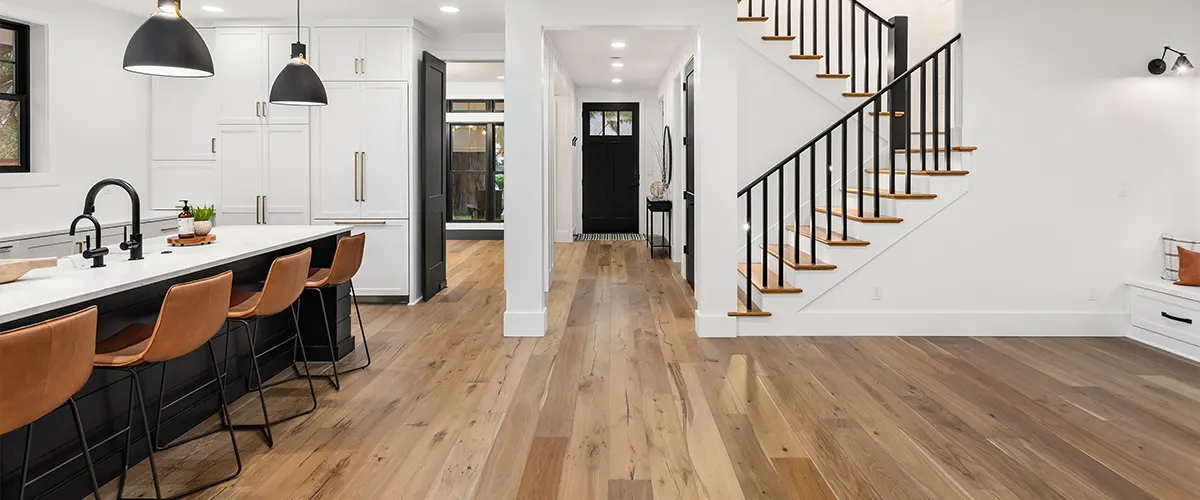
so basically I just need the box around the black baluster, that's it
[762,179,769,288]
[945,44,953,171]
[863,14,870,92]
[837,0,843,75]
[787,0,793,38]
[873,99,881,218]
[841,121,848,239]
[876,22,883,92]
[760,0,766,19]
[793,155,801,262]
[857,108,864,235]
[799,0,805,53]
[825,135,832,241]
[775,0,780,37]
[850,7,856,92]
[825,0,831,74]
[811,0,817,59]
[890,92,897,197]
[778,167,785,286]
[920,65,927,171]
[746,194,752,310]
[905,75,913,193]
[933,54,940,172]
[810,149,817,256]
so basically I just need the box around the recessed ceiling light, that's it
[440,5,460,13]
[611,60,625,68]
[201,5,224,12]
[611,42,626,49]
[497,75,505,80]
[611,78,622,83]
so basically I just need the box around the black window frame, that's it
[447,99,504,113]
[446,122,504,223]
[0,19,29,174]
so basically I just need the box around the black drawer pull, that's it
[1161,312,1193,325]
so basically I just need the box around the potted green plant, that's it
[193,204,216,236]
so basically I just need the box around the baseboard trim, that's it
[449,228,503,240]
[555,229,574,243]
[355,295,409,305]
[736,311,1127,337]
[696,311,738,338]
[504,308,548,337]
[1128,325,1200,363]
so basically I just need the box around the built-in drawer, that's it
[1130,286,1200,348]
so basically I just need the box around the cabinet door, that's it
[150,161,220,211]
[264,125,311,225]
[314,220,409,296]
[216,28,266,125]
[218,126,265,226]
[313,28,361,82]
[359,82,409,218]
[312,82,362,220]
[153,29,219,160]
[24,235,75,259]
[265,28,312,125]
[360,29,408,81]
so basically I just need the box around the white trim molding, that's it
[504,308,548,337]
[736,311,1127,337]
[695,311,738,338]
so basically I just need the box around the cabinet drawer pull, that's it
[0,245,12,253]
[1161,312,1193,325]
[212,137,217,154]
[161,227,176,233]
[334,221,385,225]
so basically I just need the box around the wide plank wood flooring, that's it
[105,240,1200,499]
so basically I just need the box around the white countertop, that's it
[0,225,349,325]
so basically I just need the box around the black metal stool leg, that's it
[291,303,320,416]
[128,369,163,500]
[241,318,275,447]
[66,397,102,499]
[207,340,243,478]
[348,280,372,372]
[115,369,137,500]
[313,288,341,390]
[18,424,32,500]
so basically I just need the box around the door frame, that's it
[581,102,641,234]
[683,58,696,288]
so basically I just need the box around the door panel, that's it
[312,82,362,219]
[419,52,448,300]
[218,126,265,225]
[684,59,696,287]
[362,29,408,81]
[216,28,266,125]
[153,29,218,161]
[265,28,312,125]
[359,82,410,218]
[582,103,640,234]
[264,125,311,225]
[313,28,361,82]
[354,222,409,296]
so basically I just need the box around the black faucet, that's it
[69,214,109,268]
[83,178,143,261]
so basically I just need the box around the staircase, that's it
[731,0,977,334]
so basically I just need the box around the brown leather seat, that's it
[0,307,97,435]
[95,271,234,367]
[306,233,365,288]
[229,248,312,319]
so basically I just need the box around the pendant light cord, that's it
[296,0,301,42]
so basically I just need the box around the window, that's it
[588,110,634,137]
[0,20,29,173]
[448,100,504,113]
[448,123,504,222]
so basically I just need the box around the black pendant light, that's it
[270,0,328,106]
[124,0,214,78]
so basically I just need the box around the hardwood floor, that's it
[103,240,1200,500]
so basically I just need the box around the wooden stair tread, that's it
[843,92,876,98]
[730,288,772,317]
[738,16,769,22]
[787,225,870,246]
[866,169,969,177]
[814,206,904,223]
[738,263,803,294]
[815,73,851,79]
[790,54,825,60]
[764,244,837,271]
[896,146,979,153]
[763,36,796,41]
[844,188,937,200]
[869,111,905,117]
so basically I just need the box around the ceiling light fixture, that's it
[497,75,505,80]
[611,41,626,49]
[440,6,460,13]
[269,0,328,106]
[200,5,224,12]
[612,78,622,84]
[611,59,624,68]
[1149,46,1194,75]
[124,0,215,78]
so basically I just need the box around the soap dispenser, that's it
[177,200,195,239]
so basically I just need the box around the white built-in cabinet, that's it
[216,27,312,126]
[312,220,410,296]
[218,124,310,226]
[313,28,409,82]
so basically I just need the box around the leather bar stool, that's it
[92,271,239,500]
[0,307,101,500]
[225,248,317,447]
[301,233,369,390]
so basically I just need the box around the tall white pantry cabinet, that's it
[150,24,416,300]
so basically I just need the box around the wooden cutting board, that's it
[0,258,58,284]
[168,234,217,247]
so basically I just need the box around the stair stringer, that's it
[737,21,874,116]
[735,166,972,334]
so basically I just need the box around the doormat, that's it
[574,233,645,242]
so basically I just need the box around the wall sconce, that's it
[1148,46,1193,75]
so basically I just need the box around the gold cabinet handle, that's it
[353,152,360,201]
[261,102,267,118]
[255,195,261,224]
[255,102,260,117]
[360,58,365,74]
[359,151,366,202]
[261,195,267,224]
[211,137,216,154]
[355,58,360,74]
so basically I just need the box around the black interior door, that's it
[420,52,448,299]
[582,103,640,234]
[683,60,696,287]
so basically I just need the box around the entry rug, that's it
[574,233,645,242]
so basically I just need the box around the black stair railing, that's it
[738,34,962,311]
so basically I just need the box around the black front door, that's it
[582,103,640,234]
[419,52,448,299]
[683,59,696,288]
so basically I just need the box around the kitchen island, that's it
[0,225,354,499]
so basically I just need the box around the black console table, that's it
[646,198,672,258]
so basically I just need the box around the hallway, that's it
[107,240,1200,499]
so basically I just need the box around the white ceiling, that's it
[446,61,504,82]
[84,0,505,34]
[547,28,691,89]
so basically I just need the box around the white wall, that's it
[506,0,739,338]
[0,1,150,237]
[862,0,956,59]
[431,32,505,62]
[804,0,1200,333]
[654,39,695,263]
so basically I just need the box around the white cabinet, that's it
[153,29,219,161]
[216,27,311,126]
[312,82,409,220]
[150,161,221,211]
[219,124,310,226]
[314,220,409,297]
[313,28,409,82]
